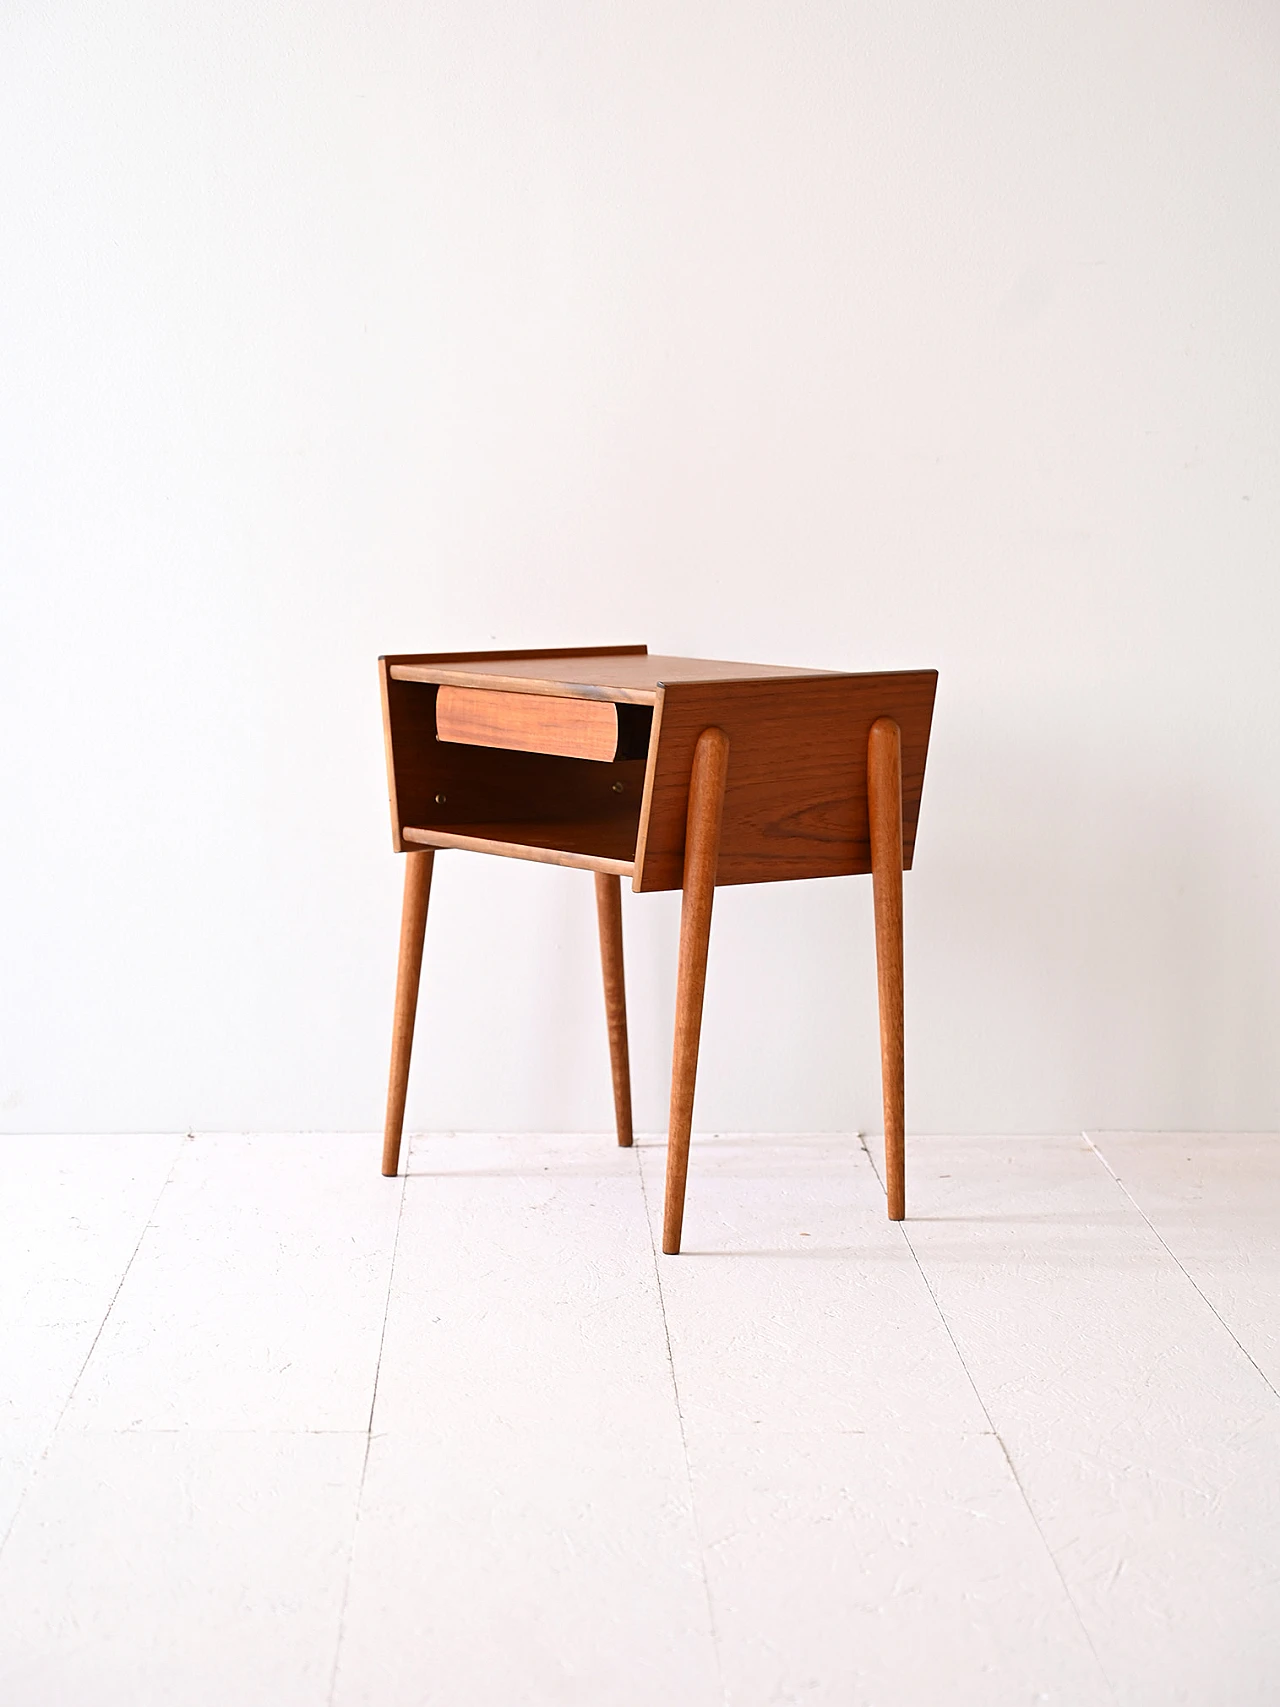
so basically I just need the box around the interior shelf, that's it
[401,822,636,875]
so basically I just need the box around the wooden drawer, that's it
[435,685,651,763]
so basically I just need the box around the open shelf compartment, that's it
[381,667,650,875]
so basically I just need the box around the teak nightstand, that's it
[378,646,938,1252]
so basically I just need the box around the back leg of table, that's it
[868,717,905,1219]
[663,726,731,1255]
[381,848,435,1177]
[593,873,634,1147]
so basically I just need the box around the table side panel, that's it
[632,672,938,892]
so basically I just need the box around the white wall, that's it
[3,1,1278,1137]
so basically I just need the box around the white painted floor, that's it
[1,1131,1277,1706]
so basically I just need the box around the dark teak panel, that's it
[633,670,937,892]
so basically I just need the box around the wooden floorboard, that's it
[0,1131,1276,1705]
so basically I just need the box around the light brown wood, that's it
[386,645,647,672]
[401,825,634,875]
[379,655,408,853]
[868,717,905,1221]
[437,686,622,763]
[382,655,935,888]
[633,671,937,892]
[378,646,937,1238]
[663,727,731,1255]
[594,873,634,1147]
[382,849,434,1177]
[389,650,840,706]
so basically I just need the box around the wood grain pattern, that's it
[594,873,634,1147]
[633,671,936,892]
[437,686,620,762]
[378,649,937,1232]
[385,643,647,672]
[402,825,634,876]
[868,718,905,1221]
[390,651,840,706]
[663,727,731,1255]
[381,849,434,1177]
[378,656,410,853]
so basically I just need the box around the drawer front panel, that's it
[436,685,619,762]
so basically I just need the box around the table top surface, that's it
[386,648,844,705]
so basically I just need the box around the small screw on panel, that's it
[612,782,625,793]
[435,793,447,804]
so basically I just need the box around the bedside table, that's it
[378,645,937,1252]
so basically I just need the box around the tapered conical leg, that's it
[381,849,434,1177]
[868,718,905,1219]
[594,872,634,1147]
[663,727,731,1254]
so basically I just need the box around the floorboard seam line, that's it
[857,1132,1120,1705]
[363,1160,410,1438]
[0,1128,189,1562]
[327,1159,409,1707]
[638,1149,728,1707]
[1082,1131,1280,1404]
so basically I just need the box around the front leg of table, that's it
[868,716,905,1220]
[662,726,731,1255]
[381,848,434,1177]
